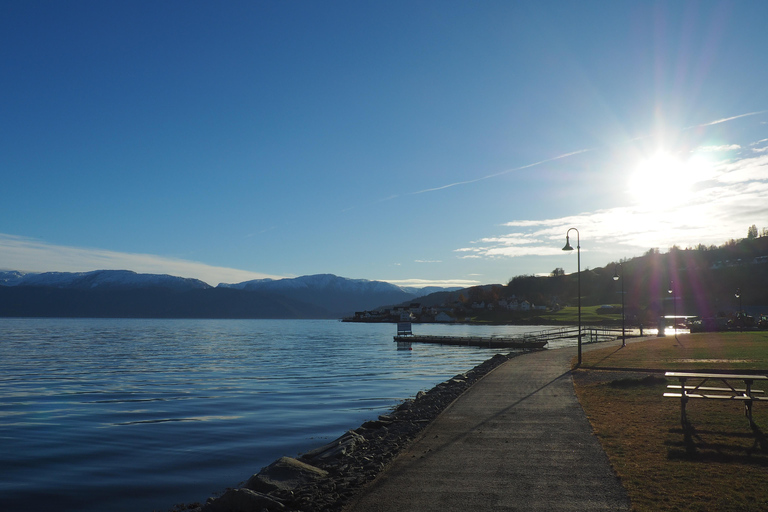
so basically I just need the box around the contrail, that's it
[694,110,768,128]
[358,109,765,208]
[408,148,592,196]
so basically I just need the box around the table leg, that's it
[680,378,688,427]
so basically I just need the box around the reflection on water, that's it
[0,318,552,512]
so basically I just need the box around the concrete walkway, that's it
[344,343,630,511]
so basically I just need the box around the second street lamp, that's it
[562,228,581,366]
[668,281,678,342]
[613,264,625,347]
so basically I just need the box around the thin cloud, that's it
[384,278,481,288]
[476,234,541,245]
[697,144,741,152]
[0,234,281,286]
[343,149,592,213]
[458,148,768,261]
[408,149,591,196]
[695,110,768,128]
[633,111,768,143]
[715,154,768,183]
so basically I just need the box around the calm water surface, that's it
[0,318,567,512]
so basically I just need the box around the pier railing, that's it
[521,326,623,344]
[394,326,624,349]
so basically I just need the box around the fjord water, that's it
[0,319,556,512]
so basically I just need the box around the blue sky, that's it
[2,1,768,287]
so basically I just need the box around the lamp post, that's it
[668,281,678,342]
[735,288,742,330]
[562,228,581,366]
[613,264,625,347]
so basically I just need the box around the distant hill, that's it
[395,235,768,324]
[217,273,442,316]
[0,269,210,291]
[0,270,459,319]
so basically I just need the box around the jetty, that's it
[393,324,625,349]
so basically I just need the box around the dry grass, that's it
[574,332,768,512]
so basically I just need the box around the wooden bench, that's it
[664,372,768,426]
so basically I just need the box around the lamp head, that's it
[613,272,619,281]
[562,236,574,252]
[735,288,740,298]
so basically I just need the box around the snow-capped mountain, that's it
[219,273,458,296]
[0,270,211,291]
[219,273,404,294]
[219,274,412,315]
[218,274,457,315]
[0,270,460,318]
[399,286,460,296]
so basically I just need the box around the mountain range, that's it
[0,270,460,319]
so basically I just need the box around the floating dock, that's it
[393,334,547,349]
[393,324,626,350]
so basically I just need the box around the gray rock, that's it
[300,430,365,461]
[172,352,522,512]
[245,456,329,494]
[201,487,284,512]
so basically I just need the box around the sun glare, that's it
[628,151,698,209]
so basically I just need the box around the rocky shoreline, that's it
[169,350,530,512]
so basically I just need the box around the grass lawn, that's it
[573,332,768,512]
[539,305,623,324]
[466,305,624,324]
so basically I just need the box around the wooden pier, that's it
[393,325,625,349]
[394,335,547,349]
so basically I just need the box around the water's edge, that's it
[172,350,534,512]
[0,319,572,512]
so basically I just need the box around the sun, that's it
[628,151,697,209]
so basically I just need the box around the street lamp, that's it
[668,281,678,342]
[613,264,625,347]
[562,228,581,366]
[735,288,742,330]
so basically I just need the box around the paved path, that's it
[344,343,630,511]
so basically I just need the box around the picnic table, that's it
[664,372,768,426]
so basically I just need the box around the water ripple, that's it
[0,318,544,512]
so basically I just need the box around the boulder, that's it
[201,488,284,512]
[245,456,328,494]
[300,430,366,461]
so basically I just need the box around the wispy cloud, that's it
[408,149,591,196]
[456,147,768,261]
[694,110,768,128]
[0,234,280,286]
[357,110,763,212]
[697,144,741,152]
[414,259,442,263]
[384,278,481,288]
[340,149,592,214]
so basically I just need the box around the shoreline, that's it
[169,349,537,512]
